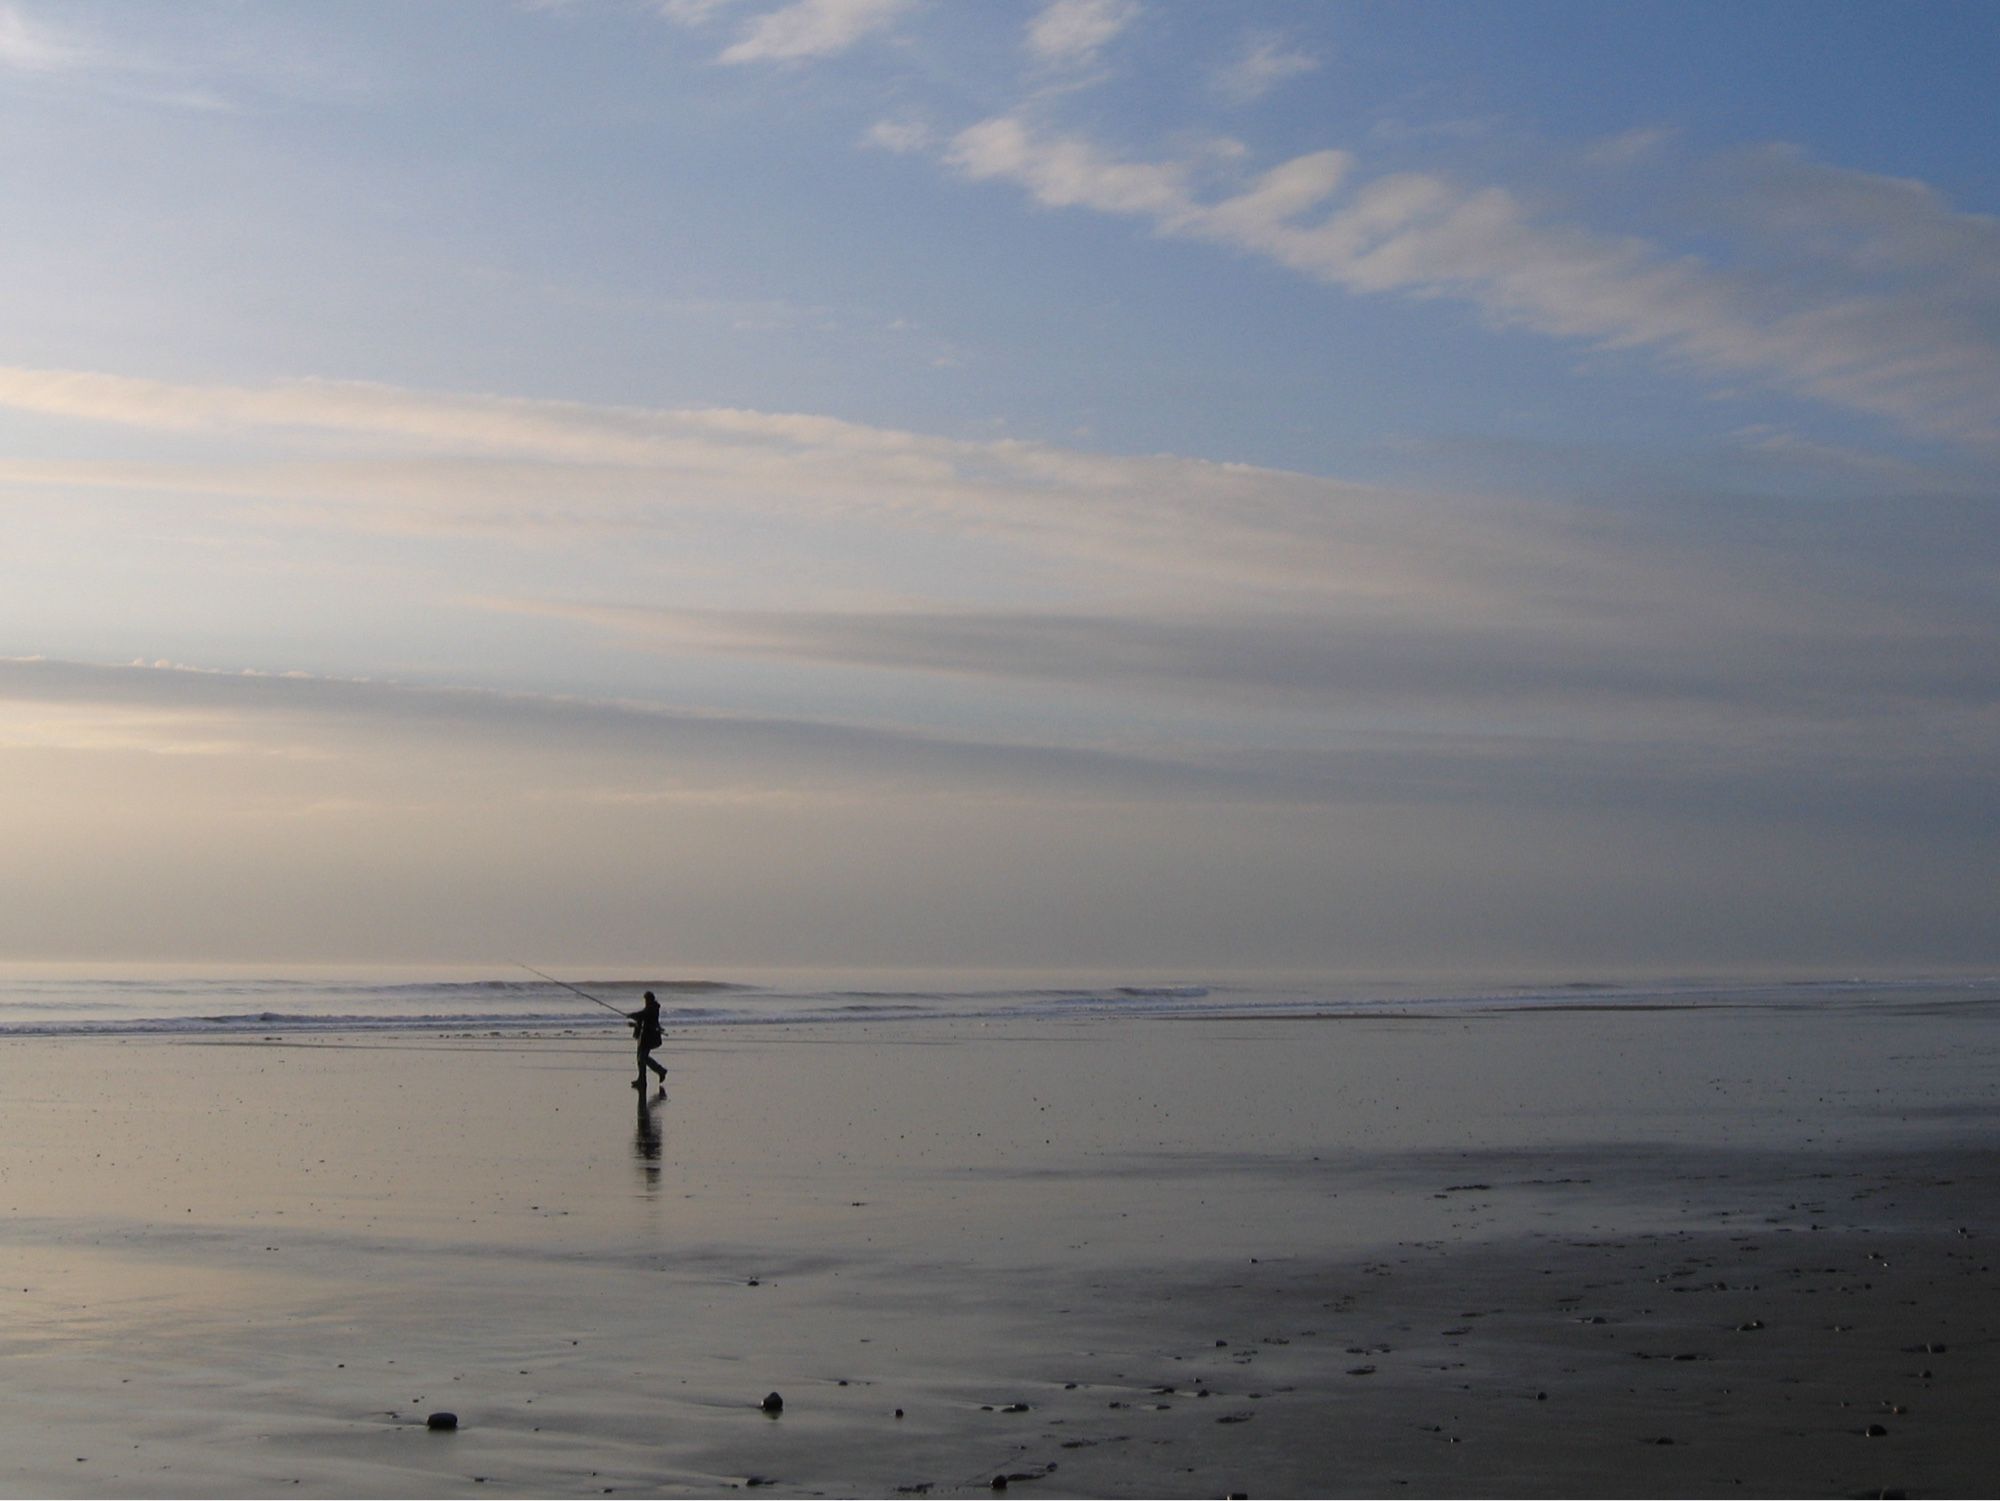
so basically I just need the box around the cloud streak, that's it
[484,600,2000,726]
[1026,0,1141,67]
[5,365,1995,850]
[0,364,1600,610]
[0,655,1247,805]
[0,2,83,71]
[938,117,2000,444]
[6,653,1990,832]
[717,0,912,64]
[1214,32,1318,104]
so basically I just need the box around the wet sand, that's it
[0,1000,1993,1497]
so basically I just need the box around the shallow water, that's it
[1,999,1994,1496]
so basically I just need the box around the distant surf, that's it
[0,972,1989,1038]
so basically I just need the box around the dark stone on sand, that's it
[990,1476,1007,1490]
[1866,1423,1889,1437]
[895,1408,904,1418]
[426,1412,458,1431]
[762,1392,784,1414]
[1002,1402,1031,1413]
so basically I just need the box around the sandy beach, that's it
[1,996,1994,1498]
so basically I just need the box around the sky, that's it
[2,0,1997,975]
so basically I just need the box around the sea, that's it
[0,966,1990,1039]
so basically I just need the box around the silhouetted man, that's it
[627,990,667,1091]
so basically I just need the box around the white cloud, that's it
[718,0,912,64]
[0,655,1266,806]
[7,363,1996,828]
[1214,33,1318,104]
[1025,0,1141,66]
[863,116,932,154]
[11,644,1992,827]
[655,0,746,24]
[947,116,1196,221]
[1584,125,1678,166]
[0,2,84,71]
[0,364,1572,611]
[939,116,2000,444]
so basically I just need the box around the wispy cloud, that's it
[7,650,1991,829]
[6,363,1995,843]
[0,364,1579,606]
[0,655,1273,806]
[0,2,85,71]
[863,115,933,154]
[1025,0,1141,67]
[717,0,913,65]
[482,594,2000,742]
[1584,125,1678,166]
[655,0,746,24]
[938,117,2000,445]
[1214,32,1318,104]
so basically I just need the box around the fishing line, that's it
[511,960,627,1017]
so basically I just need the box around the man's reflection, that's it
[634,1089,665,1188]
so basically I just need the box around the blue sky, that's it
[2,0,1996,972]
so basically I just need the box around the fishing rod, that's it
[511,960,629,1018]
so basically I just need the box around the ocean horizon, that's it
[2,965,1991,1040]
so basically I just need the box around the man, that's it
[627,990,667,1091]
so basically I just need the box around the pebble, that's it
[426,1412,458,1432]
[1866,1423,1889,1437]
[762,1392,784,1414]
